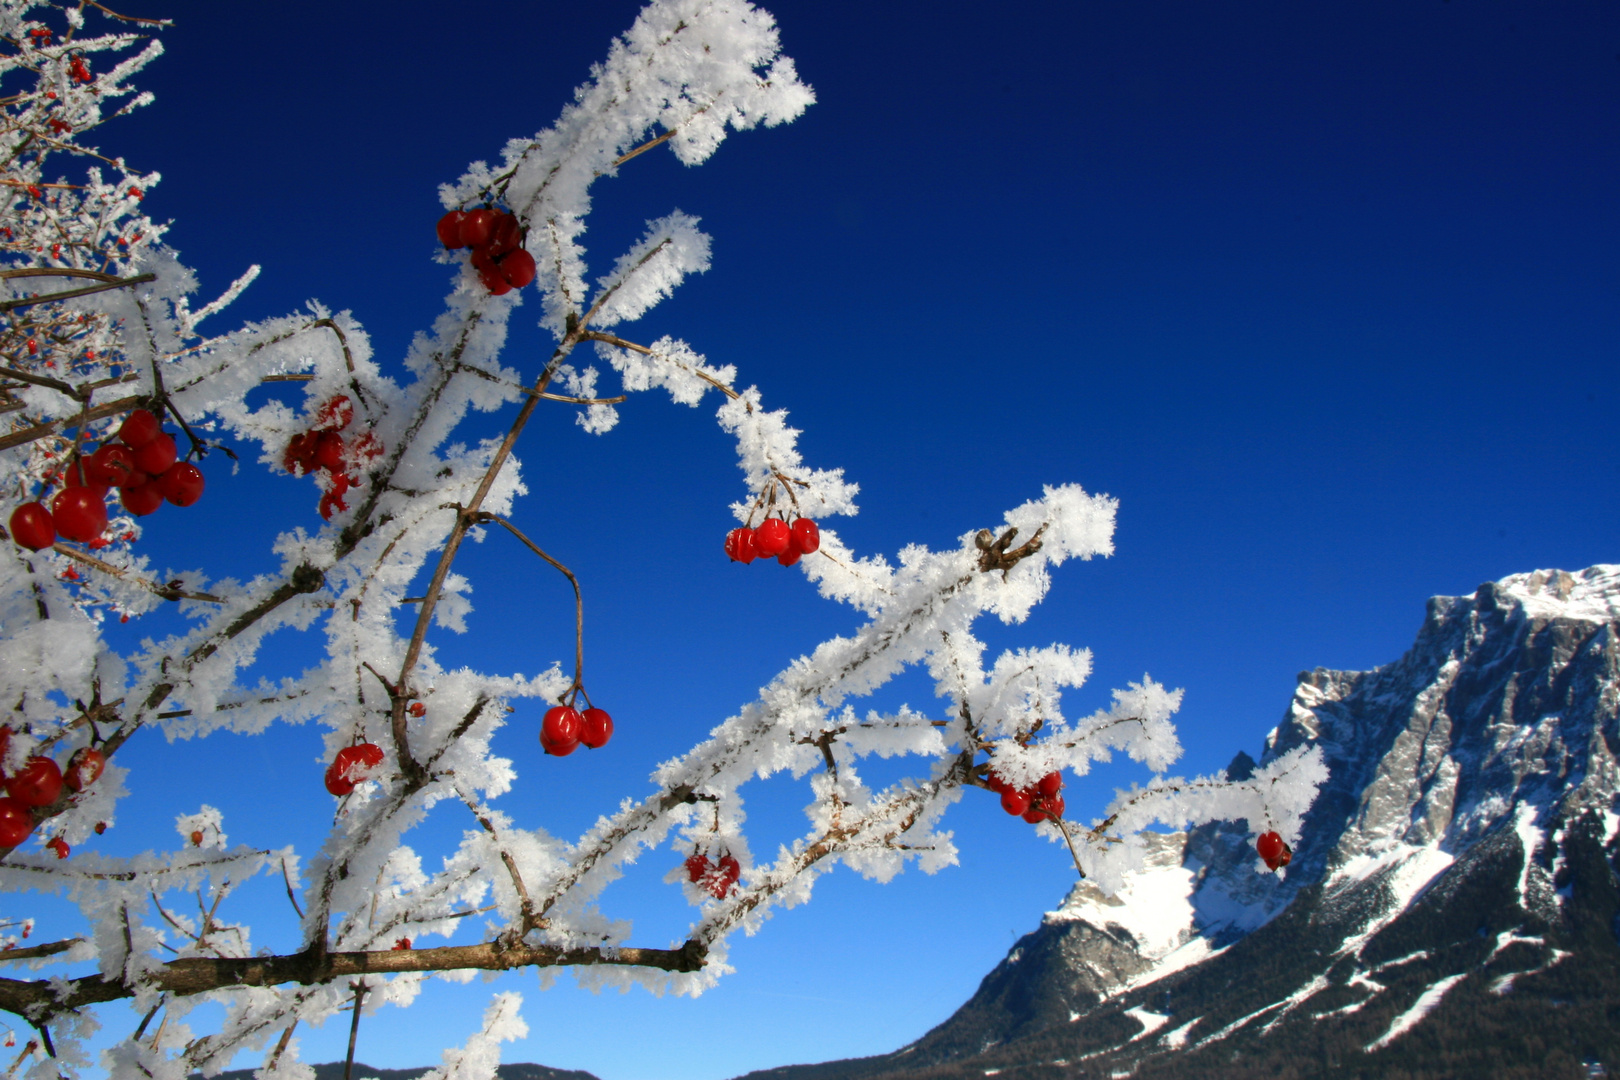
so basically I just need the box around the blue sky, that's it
[24,1,1618,1078]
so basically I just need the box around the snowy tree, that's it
[0,3,1326,1078]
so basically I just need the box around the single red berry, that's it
[685,854,711,883]
[436,210,468,249]
[754,518,790,557]
[790,517,820,555]
[486,213,522,257]
[1277,842,1293,869]
[158,462,204,507]
[46,837,68,860]
[94,821,106,835]
[580,707,613,749]
[283,431,320,474]
[459,209,497,248]
[120,482,164,517]
[498,248,536,288]
[318,473,352,520]
[724,527,758,564]
[776,538,802,567]
[6,757,62,807]
[117,409,161,448]
[0,798,32,847]
[984,770,1008,794]
[478,261,512,296]
[87,444,137,487]
[8,503,54,550]
[1037,771,1062,799]
[131,433,176,475]
[50,487,107,543]
[313,395,354,431]
[313,431,346,472]
[408,702,427,718]
[64,747,104,792]
[1040,793,1064,820]
[1256,831,1284,868]
[999,788,1031,816]
[324,742,385,796]
[712,854,741,898]
[26,339,36,355]
[540,706,582,756]
[190,829,203,846]
[393,937,411,950]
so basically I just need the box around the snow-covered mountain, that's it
[737,565,1620,1080]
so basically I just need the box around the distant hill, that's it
[733,566,1620,1079]
[206,1064,599,1080]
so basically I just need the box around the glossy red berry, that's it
[158,462,205,507]
[189,829,204,846]
[776,534,802,566]
[46,837,68,859]
[313,395,354,431]
[1276,841,1293,868]
[477,261,512,296]
[64,747,104,792]
[724,527,758,564]
[1256,831,1284,866]
[0,798,32,847]
[93,821,106,835]
[999,788,1031,816]
[791,518,820,555]
[50,487,107,543]
[580,707,613,749]
[117,409,162,448]
[313,431,346,472]
[408,702,427,718]
[754,518,790,557]
[498,248,536,288]
[87,444,137,487]
[8,503,54,550]
[1037,792,1064,820]
[984,770,1009,794]
[459,209,497,248]
[712,854,741,898]
[487,213,522,257]
[541,706,582,756]
[685,854,711,883]
[283,431,320,474]
[1037,771,1063,798]
[325,743,385,796]
[132,433,176,475]
[120,482,164,517]
[436,210,468,248]
[7,757,62,807]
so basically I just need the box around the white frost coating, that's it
[1364,974,1467,1051]
[1123,1006,1170,1041]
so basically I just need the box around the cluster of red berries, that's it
[724,517,819,567]
[7,409,204,551]
[684,852,741,900]
[436,208,536,296]
[987,770,1065,824]
[540,704,613,756]
[324,742,385,797]
[0,728,106,850]
[283,395,382,520]
[1256,830,1293,871]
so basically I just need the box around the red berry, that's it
[94,821,106,835]
[0,798,32,847]
[64,747,104,792]
[486,213,522,257]
[324,743,385,796]
[46,837,68,859]
[477,261,512,296]
[498,248,536,288]
[283,432,320,474]
[408,702,427,718]
[1040,793,1064,820]
[313,431,346,472]
[190,829,203,846]
[393,937,411,950]
[685,854,711,883]
[1256,831,1284,864]
[87,444,137,487]
[158,462,204,507]
[8,503,54,550]
[776,538,802,566]
[6,757,62,807]
[313,395,354,431]
[459,209,497,248]
[712,854,741,898]
[1276,842,1293,868]
[120,482,164,517]
[131,433,176,475]
[754,518,790,557]
[999,788,1031,816]
[580,707,613,749]
[984,771,1009,794]
[1037,772,1062,799]
[436,210,468,249]
[117,409,161,448]
[318,473,353,520]
[724,527,758,564]
[790,518,820,555]
[50,487,107,542]
[540,706,582,756]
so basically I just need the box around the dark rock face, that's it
[733,566,1620,1080]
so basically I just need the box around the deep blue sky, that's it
[29,1,1618,1078]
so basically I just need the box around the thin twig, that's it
[52,544,225,603]
[0,273,155,313]
[473,512,584,690]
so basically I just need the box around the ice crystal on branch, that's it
[0,3,1322,1079]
